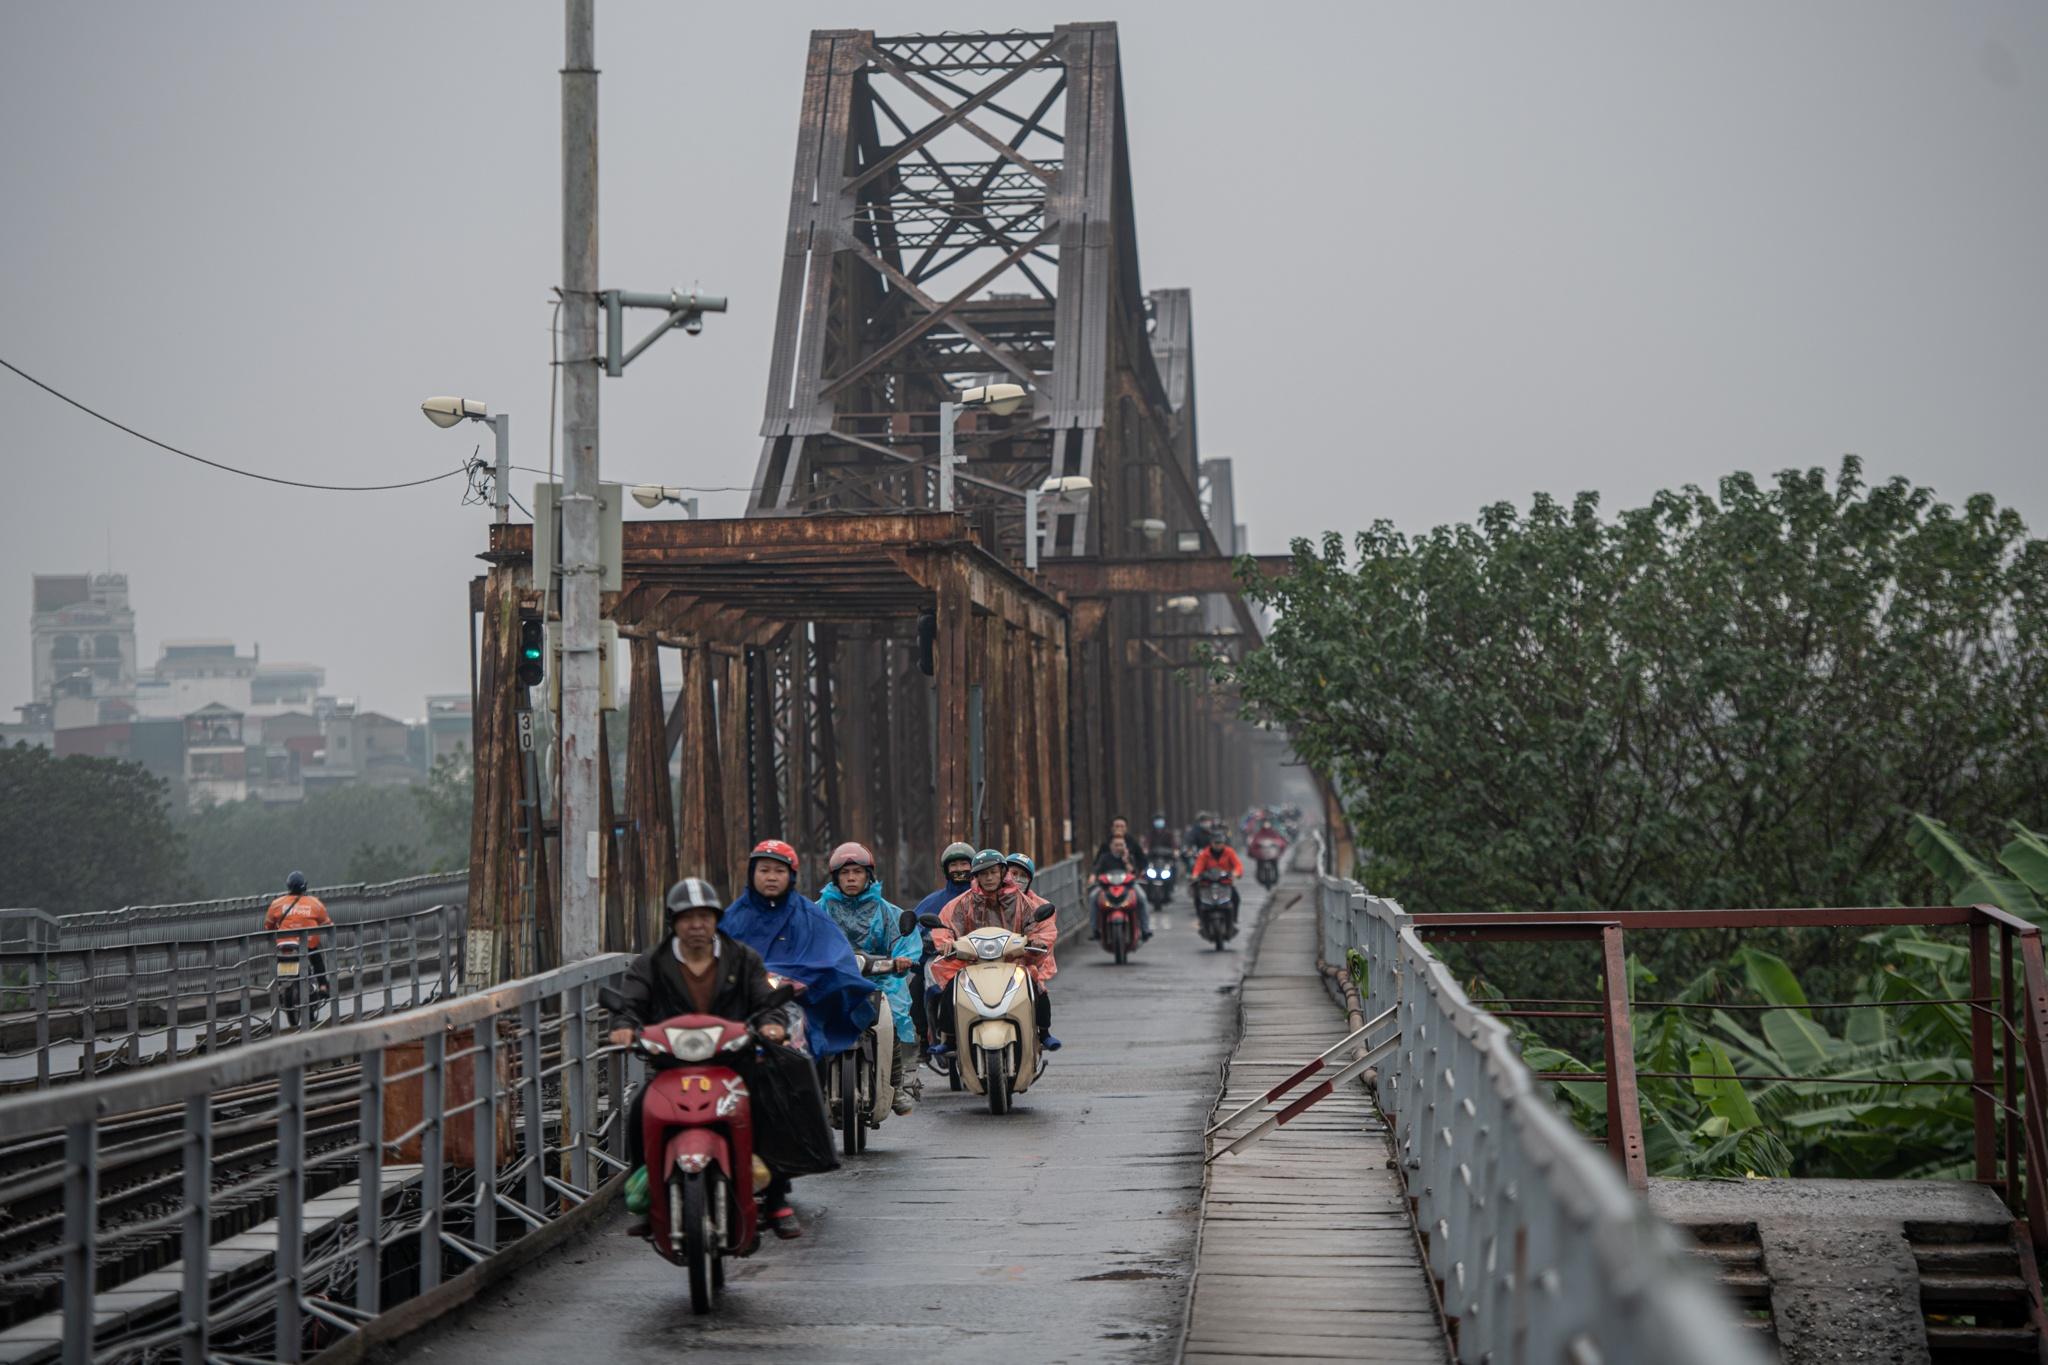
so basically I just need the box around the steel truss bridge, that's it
[3,24,2042,1365]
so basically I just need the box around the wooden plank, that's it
[1185,885,1448,1365]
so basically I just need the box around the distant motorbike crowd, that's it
[258,802,1300,1314]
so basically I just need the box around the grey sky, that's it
[3,3,2043,718]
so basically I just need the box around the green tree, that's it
[0,743,190,915]
[1234,459,2048,919]
[177,782,466,899]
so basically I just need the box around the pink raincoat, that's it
[929,881,1058,988]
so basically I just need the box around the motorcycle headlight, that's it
[666,1026,720,1062]
[976,938,1004,960]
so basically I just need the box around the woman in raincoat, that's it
[818,842,924,1113]
[722,839,877,1059]
[930,848,1060,1051]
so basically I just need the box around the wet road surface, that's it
[395,890,1268,1364]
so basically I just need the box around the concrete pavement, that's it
[392,886,1267,1364]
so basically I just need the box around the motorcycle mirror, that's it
[898,909,919,937]
[1030,904,1057,924]
[918,913,946,930]
[597,986,628,1015]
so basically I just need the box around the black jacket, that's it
[1093,847,1136,876]
[619,931,781,1027]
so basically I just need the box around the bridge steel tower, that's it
[746,24,1262,846]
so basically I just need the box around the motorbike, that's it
[272,934,322,1028]
[920,905,1056,1115]
[1142,851,1177,910]
[1249,832,1288,889]
[1093,869,1144,966]
[598,981,798,1314]
[1194,869,1239,951]
[822,910,918,1155]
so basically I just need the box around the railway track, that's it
[0,1061,366,1328]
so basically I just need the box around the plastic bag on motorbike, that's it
[734,1040,840,1179]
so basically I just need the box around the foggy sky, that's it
[3,2,2043,719]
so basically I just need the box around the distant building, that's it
[30,573,137,706]
[252,661,325,708]
[183,702,247,807]
[136,640,261,719]
[424,693,473,771]
[315,704,415,788]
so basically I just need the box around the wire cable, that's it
[0,356,472,492]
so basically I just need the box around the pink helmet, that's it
[829,842,875,874]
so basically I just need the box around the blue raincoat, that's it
[818,878,922,1044]
[913,877,971,924]
[721,886,877,1057]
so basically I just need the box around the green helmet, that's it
[1005,852,1036,880]
[970,847,1007,874]
[941,840,976,869]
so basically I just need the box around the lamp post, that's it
[421,397,510,521]
[939,382,1028,512]
[630,485,699,518]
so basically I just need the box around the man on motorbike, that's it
[931,848,1061,1052]
[263,871,335,1002]
[912,841,976,1050]
[818,842,923,1114]
[1092,834,1150,940]
[721,840,877,1064]
[1093,816,1132,867]
[1183,812,1215,861]
[1192,827,1246,917]
[1144,813,1179,856]
[610,878,799,1238]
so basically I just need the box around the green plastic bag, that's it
[624,1164,650,1215]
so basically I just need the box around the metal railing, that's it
[1313,840,1768,1365]
[1030,855,1083,935]
[0,953,634,1365]
[7,871,469,950]
[1,904,465,1091]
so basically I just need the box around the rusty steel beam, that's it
[1038,555,1293,597]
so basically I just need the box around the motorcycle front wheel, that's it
[839,1052,861,1156]
[1111,920,1128,966]
[680,1172,720,1314]
[984,1052,1012,1116]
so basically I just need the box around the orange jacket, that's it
[929,883,1057,988]
[1192,847,1244,881]
[264,893,333,948]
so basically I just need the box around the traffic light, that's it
[517,617,546,689]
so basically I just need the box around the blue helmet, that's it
[285,870,309,894]
[1005,852,1037,882]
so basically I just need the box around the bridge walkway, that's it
[1184,884,1445,1363]
[391,883,1274,1363]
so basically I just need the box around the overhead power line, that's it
[0,356,472,492]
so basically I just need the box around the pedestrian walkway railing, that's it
[0,952,634,1365]
[1031,855,1083,930]
[0,871,469,951]
[0,904,465,1091]
[1313,848,1768,1365]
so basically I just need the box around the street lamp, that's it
[1025,474,1093,571]
[422,396,512,522]
[630,485,699,518]
[938,382,1029,512]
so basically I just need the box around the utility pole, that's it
[558,0,602,962]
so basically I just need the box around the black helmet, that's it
[665,877,724,923]
[286,871,309,894]
[1208,827,1227,844]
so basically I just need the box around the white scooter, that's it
[919,905,1055,1115]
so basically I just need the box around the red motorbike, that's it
[599,982,795,1314]
[1094,869,1143,965]
[1249,830,1289,889]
